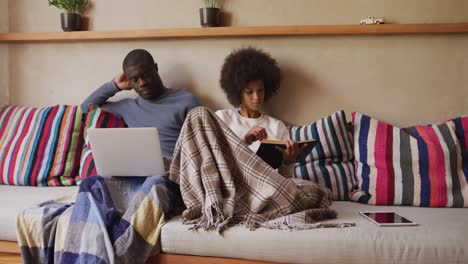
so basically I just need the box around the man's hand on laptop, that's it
[114,72,132,91]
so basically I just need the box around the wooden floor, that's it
[0,241,21,264]
[0,253,22,264]
[0,252,275,264]
[0,240,276,264]
[155,254,278,264]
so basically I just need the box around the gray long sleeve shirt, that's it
[81,80,200,157]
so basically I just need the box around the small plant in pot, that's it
[48,0,89,32]
[200,0,221,27]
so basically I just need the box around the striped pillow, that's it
[351,112,468,207]
[0,105,83,186]
[78,104,126,183]
[452,116,468,179]
[289,110,356,200]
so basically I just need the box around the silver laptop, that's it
[87,127,165,177]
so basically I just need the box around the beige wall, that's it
[0,0,9,104]
[5,0,468,126]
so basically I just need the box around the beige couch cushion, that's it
[161,201,468,264]
[0,185,79,241]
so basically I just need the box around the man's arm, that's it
[80,80,120,113]
[81,73,130,113]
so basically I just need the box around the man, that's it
[17,49,199,264]
[81,49,200,158]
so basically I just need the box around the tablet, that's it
[359,212,418,226]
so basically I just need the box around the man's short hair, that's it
[123,49,157,71]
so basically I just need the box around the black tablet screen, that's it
[363,212,413,224]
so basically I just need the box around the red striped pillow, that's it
[351,112,468,207]
[77,104,126,184]
[0,105,83,186]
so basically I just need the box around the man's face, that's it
[124,63,164,100]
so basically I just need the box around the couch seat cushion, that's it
[161,201,468,264]
[0,185,79,241]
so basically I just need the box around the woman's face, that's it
[241,80,265,113]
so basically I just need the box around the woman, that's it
[215,47,305,178]
[169,48,336,232]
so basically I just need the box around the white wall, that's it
[0,0,9,104]
[5,0,468,126]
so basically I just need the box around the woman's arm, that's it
[276,122,306,178]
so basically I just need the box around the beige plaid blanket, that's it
[169,107,353,231]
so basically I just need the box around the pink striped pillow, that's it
[351,112,468,207]
[0,105,83,186]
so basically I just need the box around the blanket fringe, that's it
[260,222,356,230]
[184,203,232,232]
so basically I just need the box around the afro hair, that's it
[220,47,281,107]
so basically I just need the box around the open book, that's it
[256,139,317,169]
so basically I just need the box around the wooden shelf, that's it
[1,23,468,43]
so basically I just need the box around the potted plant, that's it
[200,0,221,27]
[48,0,89,32]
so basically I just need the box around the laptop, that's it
[87,127,166,177]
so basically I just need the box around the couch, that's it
[1,105,467,264]
[2,195,468,263]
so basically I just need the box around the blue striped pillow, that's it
[289,110,356,200]
[0,105,83,186]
